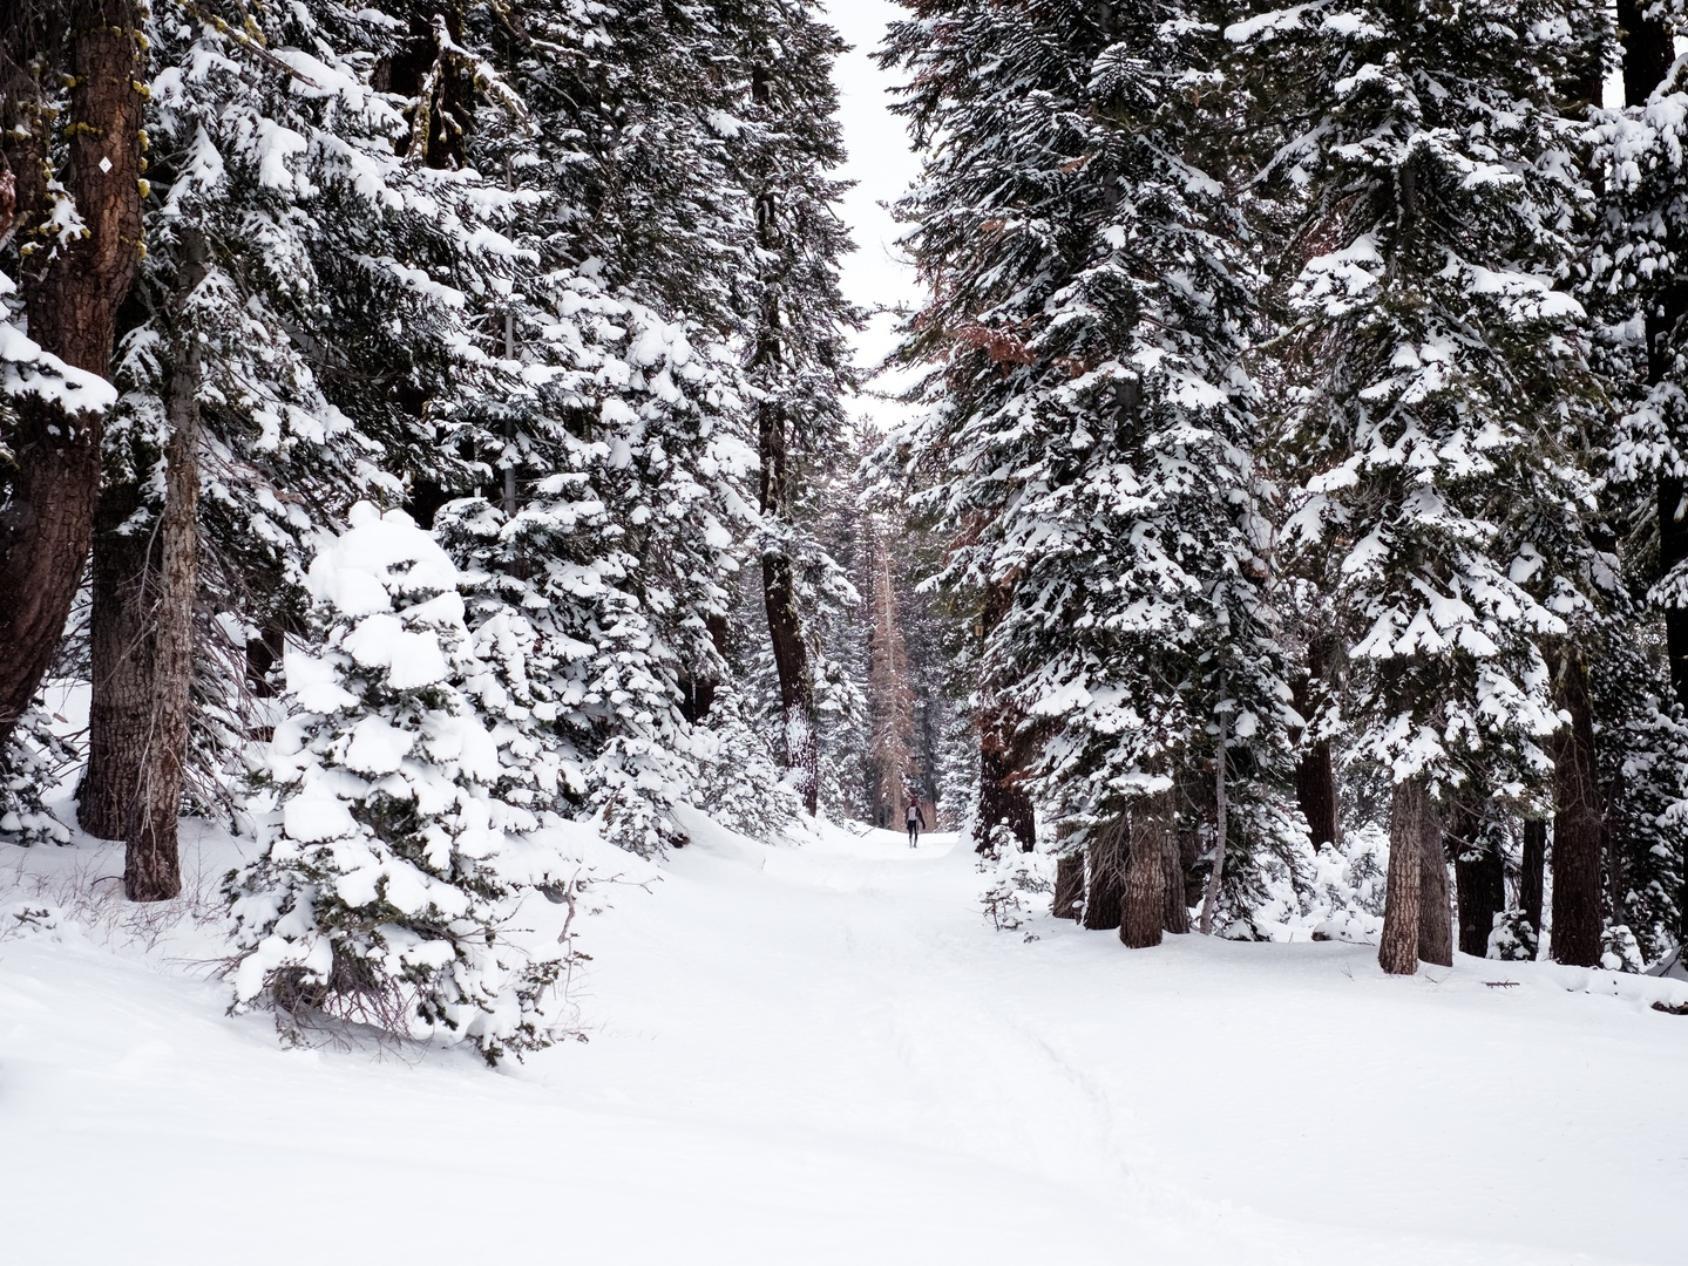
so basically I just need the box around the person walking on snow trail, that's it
[906,801,926,849]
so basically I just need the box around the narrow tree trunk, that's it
[1081,820,1125,932]
[1121,797,1168,950]
[1379,778,1429,975]
[1417,805,1453,967]
[1291,641,1339,849]
[0,2,145,745]
[1520,818,1547,948]
[1551,649,1604,967]
[1053,853,1084,921]
[1451,802,1504,958]
[79,491,156,840]
[122,231,207,901]
[1198,707,1230,934]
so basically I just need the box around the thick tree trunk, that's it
[1417,805,1453,967]
[1520,819,1547,945]
[1379,778,1429,975]
[1161,826,1190,935]
[1081,821,1125,932]
[1121,798,1168,950]
[1451,802,1504,958]
[78,489,156,840]
[122,231,206,901]
[1551,649,1604,967]
[1053,853,1084,921]
[0,2,145,745]
[1290,641,1339,849]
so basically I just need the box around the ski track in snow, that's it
[4,817,1688,1265]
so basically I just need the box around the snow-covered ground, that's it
[5,814,1688,1265]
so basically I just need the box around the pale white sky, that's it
[823,1,922,427]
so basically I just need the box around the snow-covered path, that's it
[5,819,1688,1265]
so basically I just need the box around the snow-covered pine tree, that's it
[714,0,860,817]
[1582,3,1688,965]
[883,1,1295,943]
[228,503,570,1063]
[418,0,774,855]
[1592,628,1688,964]
[1231,1,1605,973]
[1595,2,1688,711]
[77,0,528,893]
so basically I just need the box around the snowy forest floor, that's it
[5,813,1688,1265]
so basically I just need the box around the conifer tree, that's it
[884,1,1295,941]
[1232,0,1604,973]
[227,504,570,1063]
[720,0,859,816]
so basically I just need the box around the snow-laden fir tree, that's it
[882,1,1296,943]
[718,0,861,817]
[345,0,753,855]
[228,504,571,1064]
[76,0,536,895]
[1230,1,1605,973]
[1593,2,1688,711]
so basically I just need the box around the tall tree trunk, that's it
[0,2,145,745]
[1053,853,1084,921]
[1379,778,1429,975]
[747,59,820,817]
[1291,640,1340,849]
[1417,805,1453,967]
[78,488,155,840]
[1121,797,1168,950]
[1081,820,1125,932]
[1520,818,1547,948]
[760,429,818,816]
[1551,649,1604,967]
[122,230,207,901]
[1451,802,1504,958]
[976,574,1036,854]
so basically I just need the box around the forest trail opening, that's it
[5,817,1687,1265]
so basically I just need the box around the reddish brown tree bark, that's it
[1417,805,1453,967]
[0,2,145,746]
[1551,650,1604,967]
[1379,778,1430,975]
